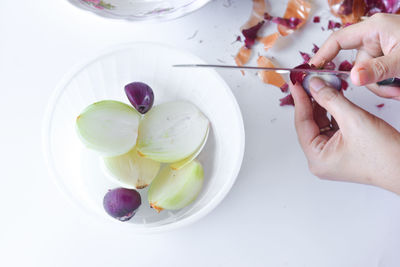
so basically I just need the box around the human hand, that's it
[310,13,400,100]
[290,77,400,194]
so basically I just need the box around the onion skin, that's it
[338,60,353,71]
[290,63,312,85]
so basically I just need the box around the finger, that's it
[313,102,337,138]
[310,21,370,67]
[308,77,361,128]
[354,48,373,68]
[353,47,385,72]
[364,83,400,98]
[353,49,400,98]
[290,83,329,155]
[351,52,400,86]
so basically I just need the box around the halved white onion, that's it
[148,160,204,212]
[103,147,161,189]
[170,127,209,170]
[137,101,209,163]
[76,100,140,157]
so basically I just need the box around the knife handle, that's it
[377,78,400,87]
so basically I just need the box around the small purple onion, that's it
[124,82,154,114]
[103,188,141,221]
[302,73,342,95]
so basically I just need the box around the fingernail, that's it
[310,77,326,92]
[357,68,369,85]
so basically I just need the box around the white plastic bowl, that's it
[43,43,245,233]
[66,0,212,21]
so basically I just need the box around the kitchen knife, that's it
[173,64,399,86]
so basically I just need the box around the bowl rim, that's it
[42,42,245,233]
[65,0,212,22]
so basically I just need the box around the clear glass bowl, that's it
[67,0,212,21]
[42,43,245,233]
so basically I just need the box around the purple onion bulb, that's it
[103,188,141,221]
[124,82,154,114]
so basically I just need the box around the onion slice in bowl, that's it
[170,127,209,170]
[148,160,204,212]
[76,100,140,157]
[137,101,209,163]
[103,147,161,189]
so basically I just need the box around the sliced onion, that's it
[103,147,161,189]
[76,100,141,156]
[170,127,209,170]
[148,160,204,212]
[137,101,209,163]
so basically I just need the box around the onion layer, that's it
[137,101,209,163]
[76,100,140,156]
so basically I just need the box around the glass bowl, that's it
[42,42,245,233]
[66,0,212,21]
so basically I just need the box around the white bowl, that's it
[66,0,212,21]
[43,43,245,233]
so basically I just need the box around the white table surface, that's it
[1,0,400,266]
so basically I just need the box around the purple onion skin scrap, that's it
[242,21,265,49]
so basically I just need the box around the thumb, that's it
[309,77,360,126]
[351,53,400,86]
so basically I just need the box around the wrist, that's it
[373,153,400,195]
[379,167,400,195]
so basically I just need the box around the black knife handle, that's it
[377,78,400,87]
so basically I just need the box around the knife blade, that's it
[173,64,350,75]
